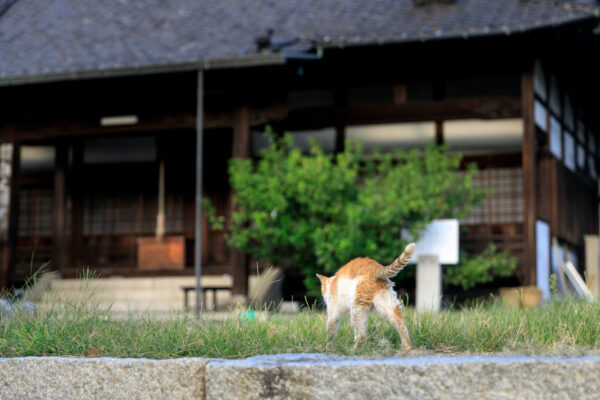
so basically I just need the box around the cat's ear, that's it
[316,274,328,284]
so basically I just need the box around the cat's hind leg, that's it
[326,310,343,350]
[373,289,411,351]
[350,305,369,350]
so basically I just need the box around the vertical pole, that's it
[522,71,537,286]
[53,142,68,272]
[231,107,250,299]
[155,159,165,241]
[4,142,19,288]
[195,69,204,315]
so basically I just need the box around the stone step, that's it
[2,355,600,400]
[32,269,283,313]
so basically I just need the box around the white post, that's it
[416,254,441,312]
[585,235,599,296]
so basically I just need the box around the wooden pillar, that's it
[5,142,20,288]
[53,142,68,271]
[522,72,537,286]
[435,121,444,146]
[70,140,84,269]
[433,80,445,146]
[334,88,347,153]
[230,106,250,297]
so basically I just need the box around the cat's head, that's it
[316,274,330,297]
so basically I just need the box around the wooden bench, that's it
[182,286,232,311]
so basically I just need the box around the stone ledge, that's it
[205,354,600,400]
[2,354,600,400]
[0,357,208,400]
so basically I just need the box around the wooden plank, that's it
[230,107,250,297]
[52,142,68,271]
[522,72,537,286]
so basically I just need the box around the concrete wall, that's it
[2,354,600,400]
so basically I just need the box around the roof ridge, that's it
[0,0,18,19]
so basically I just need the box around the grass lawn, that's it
[2,291,600,359]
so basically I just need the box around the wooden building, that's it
[0,0,599,301]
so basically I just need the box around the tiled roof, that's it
[0,0,598,83]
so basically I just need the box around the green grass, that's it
[2,291,600,359]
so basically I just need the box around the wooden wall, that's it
[537,153,598,246]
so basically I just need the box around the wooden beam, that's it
[53,142,68,272]
[201,105,287,129]
[522,73,537,286]
[0,105,288,142]
[230,107,250,298]
[284,97,522,130]
[349,97,522,122]
[0,112,197,142]
[1,96,517,143]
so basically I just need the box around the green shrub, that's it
[211,131,489,296]
[444,243,518,290]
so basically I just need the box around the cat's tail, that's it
[376,243,416,279]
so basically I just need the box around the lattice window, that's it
[18,188,53,237]
[460,168,523,224]
[83,190,188,236]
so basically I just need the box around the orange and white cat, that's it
[317,243,415,351]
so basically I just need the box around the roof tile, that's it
[0,0,597,82]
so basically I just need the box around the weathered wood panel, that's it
[536,153,598,246]
[555,162,598,245]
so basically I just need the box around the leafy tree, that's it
[209,131,513,296]
[444,243,517,291]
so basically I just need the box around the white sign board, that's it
[408,219,459,265]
